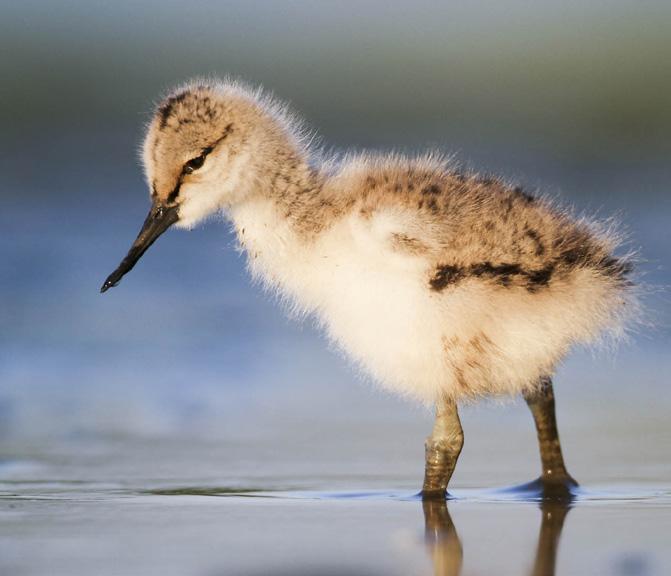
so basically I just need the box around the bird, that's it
[101,79,636,500]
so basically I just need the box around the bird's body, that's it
[230,155,630,403]
[102,79,635,498]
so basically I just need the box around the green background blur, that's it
[3,1,670,159]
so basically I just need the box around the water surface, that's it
[1,441,670,576]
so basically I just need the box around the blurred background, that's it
[1,0,670,496]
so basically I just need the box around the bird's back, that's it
[330,156,632,295]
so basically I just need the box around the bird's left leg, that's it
[422,398,464,499]
[523,377,578,499]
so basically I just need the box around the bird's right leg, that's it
[422,398,464,499]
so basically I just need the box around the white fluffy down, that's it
[230,197,631,404]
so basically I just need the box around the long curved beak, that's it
[100,202,179,293]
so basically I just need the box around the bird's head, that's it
[101,80,295,293]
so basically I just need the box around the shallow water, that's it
[1,444,670,576]
[0,482,671,575]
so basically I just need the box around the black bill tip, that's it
[100,278,117,293]
[100,202,179,294]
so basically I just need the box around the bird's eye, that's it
[183,155,206,174]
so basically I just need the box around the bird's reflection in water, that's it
[423,499,463,576]
[423,498,571,576]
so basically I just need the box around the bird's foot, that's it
[420,488,446,501]
[419,488,460,501]
[503,475,579,502]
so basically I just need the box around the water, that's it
[1,443,670,576]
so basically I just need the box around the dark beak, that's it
[100,202,179,293]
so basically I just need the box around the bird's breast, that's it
[232,202,449,399]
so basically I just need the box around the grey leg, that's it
[523,377,578,495]
[422,398,464,499]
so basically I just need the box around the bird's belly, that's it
[296,238,448,401]
[293,243,576,403]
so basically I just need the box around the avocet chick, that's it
[101,79,635,499]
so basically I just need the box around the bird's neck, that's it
[264,158,326,233]
[227,150,332,289]
[235,139,330,234]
